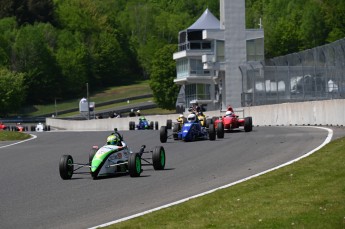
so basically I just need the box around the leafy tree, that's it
[149,44,179,109]
[0,17,17,67]
[55,30,89,98]
[0,68,26,116]
[12,23,61,104]
[322,0,345,42]
[299,1,327,50]
[0,0,55,25]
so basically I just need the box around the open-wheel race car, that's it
[0,122,8,130]
[10,123,28,132]
[129,116,158,130]
[59,129,166,180]
[160,113,224,143]
[213,106,253,133]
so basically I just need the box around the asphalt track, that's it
[0,126,339,228]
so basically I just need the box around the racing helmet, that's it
[187,113,196,122]
[225,111,233,116]
[107,135,118,145]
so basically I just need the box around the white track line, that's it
[89,126,333,228]
[0,134,37,149]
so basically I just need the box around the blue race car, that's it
[129,116,158,130]
[159,113,218,143]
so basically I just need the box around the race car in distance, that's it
[129,116,158,130]
[31,123,51,132]
[213,106,253,133]
[0,122,8,130]
[59,129,166,180]
[11,123,28,132]
[160,113,223,143]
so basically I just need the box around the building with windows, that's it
[173,0,264,111]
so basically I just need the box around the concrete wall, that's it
[46,99,345,130]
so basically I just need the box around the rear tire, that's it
[208,124,216,141]
[155,121,159,130]
[59,155,74,180]
[166,119,172,129]
[244,117,253,132]
[129,121,135,130]
[217,122,224,138]
[160,126,168,143]
[149,121,154,129]
[206,118,213,128]
[128,153,141,177]
[152,146,165,170]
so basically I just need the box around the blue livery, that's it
[177,122,209,141]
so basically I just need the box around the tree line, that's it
[0,0,344,115]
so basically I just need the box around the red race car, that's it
[213,106,253,133]
[11,123,28,132]
[0,122,8,130]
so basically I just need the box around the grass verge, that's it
[108,137,345,229]
[0,131,31,141]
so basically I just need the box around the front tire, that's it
[208,124,216,141]
[128,153,142,177]
[153,146,166,170]
[217,122,224,138]
[59,155,74,180]
[160,126,168,143]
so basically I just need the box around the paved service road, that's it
[0,126,335,228]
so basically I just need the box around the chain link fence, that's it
[240,38,345,106]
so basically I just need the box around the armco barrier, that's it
[46,99,345,130]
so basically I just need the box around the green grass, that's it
[108,137,345,229]
[21,80,153,117]
[0,131,31,141]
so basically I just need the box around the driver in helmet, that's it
[225,110,235,117]
[187,113,198,123]
[106,131,127,149]
[177,114,184,123]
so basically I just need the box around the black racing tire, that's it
[44,126,47,131]
[217,122,224,138]
[166,119,172,129]
[31,126,35,131]
[47,125,51,131]
[244,117,253,132]
[149,121,154,129]
[155,121,159,130]
[160,126,168,143]
[152,146,166,170]
[128,153,142,177]
[59,155,74,180]
[206,118,213,128]
[208,124,216,141]
[129,121,135,130]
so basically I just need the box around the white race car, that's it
[32,123,51,132]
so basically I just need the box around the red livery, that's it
[213,106,253,133]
